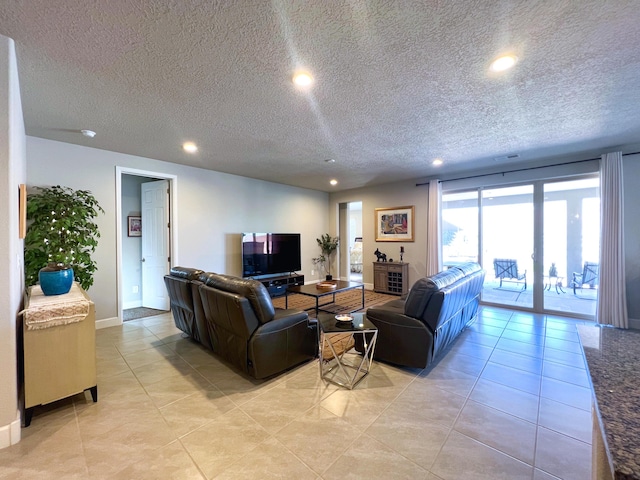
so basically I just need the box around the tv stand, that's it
[256,273,305,297]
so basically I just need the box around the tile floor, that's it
[0,307,594,479]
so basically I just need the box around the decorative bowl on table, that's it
[316,281,337,290]
[334,314,354,323]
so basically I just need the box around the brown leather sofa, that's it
[164,267,317,379]
[359,262,485,369]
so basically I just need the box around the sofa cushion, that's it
[200,272,275,324]
[403,268,464,318]
[169,266,204,280]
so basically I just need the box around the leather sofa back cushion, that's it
[200,272,275,324]
[404,268,464,318]
[170,266,204,281]
[164,276,193,312]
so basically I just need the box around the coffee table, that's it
[285,280,365,316]
[317,312,378,389]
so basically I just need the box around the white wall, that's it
[26,137,329,321]
[0,35,26,448]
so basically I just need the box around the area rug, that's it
[271,289,398,315]
[123,307,169,321]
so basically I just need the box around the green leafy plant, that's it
[24,185,104,290]
[312,233,339,276]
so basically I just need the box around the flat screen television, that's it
[242,233,302,277]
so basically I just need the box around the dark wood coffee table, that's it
[285,280,365,316]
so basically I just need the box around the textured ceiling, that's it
[1,1,640,192]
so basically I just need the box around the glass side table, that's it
[317,312,378,389]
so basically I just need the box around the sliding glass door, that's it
[481,185,534,309]
[442,175,599,318]
[542,178,599,316]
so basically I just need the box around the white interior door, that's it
[141,180,170,310]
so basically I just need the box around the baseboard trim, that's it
[629,317,640,330]
[96,316,121,330]
[0,411,21,449]
[123,300,142,310]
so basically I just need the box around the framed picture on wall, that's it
[128,216,142,237]
[375,206,414,242]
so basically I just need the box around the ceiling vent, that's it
[494,153,520,161]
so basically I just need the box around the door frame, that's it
[115,166,178,324]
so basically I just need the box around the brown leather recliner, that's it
[163,267,209,347]
[359,262,485,369]
[197,272,317,379]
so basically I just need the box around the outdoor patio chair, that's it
[493,258,527,290]
[571,262,599,295]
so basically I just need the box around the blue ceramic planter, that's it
[39,265,74,295]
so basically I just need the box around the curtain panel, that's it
[597,152,628,328]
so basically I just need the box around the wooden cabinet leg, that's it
[89,385,98,402]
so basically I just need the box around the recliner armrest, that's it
[258,309,309,333]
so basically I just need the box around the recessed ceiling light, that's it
[489,54,518,72]
[329,179,338,186]
[182,142,198,153]
[81,129,96,138]
[293,71,314,87]
[432,158,443,166]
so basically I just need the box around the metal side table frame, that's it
[318,313,378,390]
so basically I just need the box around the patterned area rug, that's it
[271,289,398,315]
[123,307,169,321]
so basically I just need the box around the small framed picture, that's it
[127,216,142,237]
[375,206,415,242]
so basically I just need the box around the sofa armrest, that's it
[248,309,317,379]
[260,309,309,332]
[364,307,434,369]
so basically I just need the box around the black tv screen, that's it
[242,233,302,277]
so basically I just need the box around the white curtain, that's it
[426,179,442,275]
[597,152,628,328]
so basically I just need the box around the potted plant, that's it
[312,233,339,281]
[24,185,104,294]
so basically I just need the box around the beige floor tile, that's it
[469,378,540,423]
[319,388,393,429]
[534,426,591,480]
[431,431,533,480]
[396,381,466,428]
[115,335,165,355]
[180,409,271,479]
[322,433,430,480]
[5,309,594,479]
[214,437,317,479]
[121,344,178,370]
[132,355,197,387]
[416,365,478,398]
[96,356,131,378]
[454,400,537,464]
[434,350,488,377]
[159,384,236,437]
[365,403,451,470]
[274,406,362,475]
[108,440,204,480]
[538,397,592,443]
[143,372,214,408]
[94,369,142,399]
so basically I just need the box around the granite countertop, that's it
[578,325,640,480]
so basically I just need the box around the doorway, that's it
[116,167,178,323]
